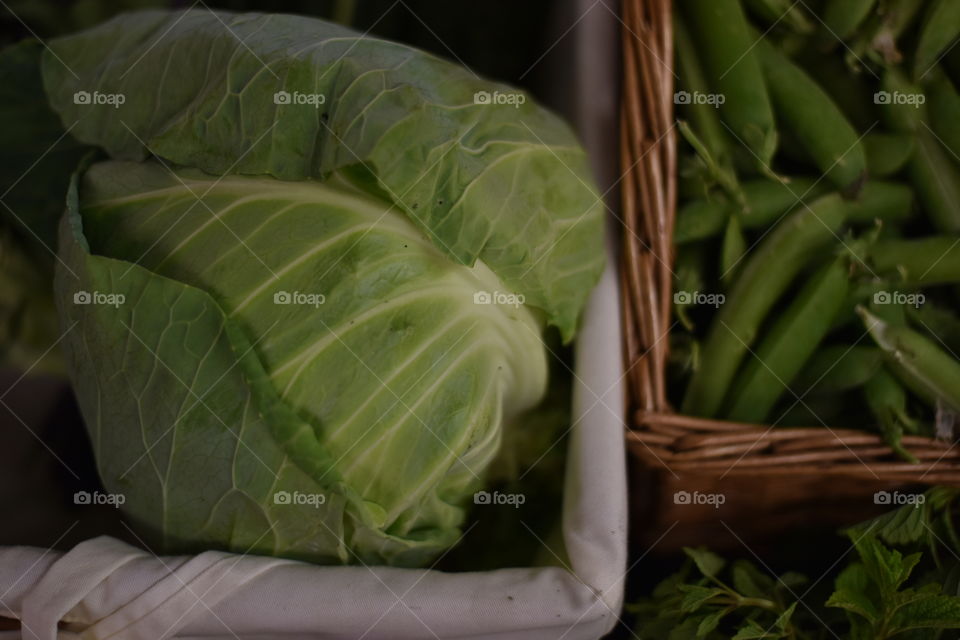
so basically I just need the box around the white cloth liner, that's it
[0,0,626,636]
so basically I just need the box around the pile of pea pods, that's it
[671,0,960,459]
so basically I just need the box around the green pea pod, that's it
[680,0,778,172]
[859,305,960,412]
[864,132,915,177]
[839,180,914,225]
[795,50,878,131]
[725,256,849,423]
[911,127,960,232]
[677,121,743,205]
[720,214,748,285]
[907,303,960,355]
[914,0,960,81]
[678,155,715,201]
[868,292,908,326]
[669,333,701,375]
[682,193,849,418]
[881,72,960,232]
[756,38,867,195]
[879,69,926,133]
[796,345,883,395]
[823,0,878,40]
[776,393,848,426]
[675,196,731,245]
[675,13,741,200]
[863,368,920,463]
[743,0,814,33]
[675,179,910,244]
[674,244,709,330]
[928,73,960,160]
[830,280,888,331]
[675,177,825,244]
[947,45,960,86]
[871,236,960,284]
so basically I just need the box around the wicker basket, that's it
[619,0,960,546]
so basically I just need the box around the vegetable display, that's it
[630,488,960,639]
[672,0,960,459]
[1,10,605,566]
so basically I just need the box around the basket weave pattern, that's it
[619,0,960,485]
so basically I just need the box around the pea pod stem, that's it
[851,0,924,66]
[682,194,849,418]
[725,256,850,423]
[677,121,744,204]
[859,306,960,412]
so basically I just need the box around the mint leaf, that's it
[678,584,726,613]
[732,560,774,597]
[730,619,784,639]
[855,534,921,595]
[684,547,726,579]
[696,608,728,637]
[774,601,797,632]
[654,568,692,599]
[827,562,880,623]
[889,592,960,632]
[668,617,702,640]
[777,571,808,591]
[852,503,926,546]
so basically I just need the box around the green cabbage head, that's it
[33,9,604,566]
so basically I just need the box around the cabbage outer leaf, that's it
[42,10,604,340]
